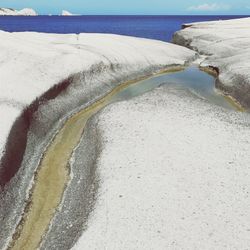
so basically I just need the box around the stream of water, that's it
[113,66,237,110]
[10,66,238,250]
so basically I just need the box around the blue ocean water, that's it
[0,15,248,41]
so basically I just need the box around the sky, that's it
[0,0,249,15]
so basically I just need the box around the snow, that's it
[73,84,250,250]
[173,17,250,108]
[0,8,37,16]
[0,31,195,162]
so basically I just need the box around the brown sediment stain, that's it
[200,65,245,112]
[0,66,184,188]
[0,77,73,187]
[9,66,184,250]
[199,65,219,77]
[216,79,250,111]
[9,108,87,250]
[223,95,245,112]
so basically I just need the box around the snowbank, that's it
[0,8,37,16]
[173,17,250,108]
[0,31,195,249]
[73,84,250,250]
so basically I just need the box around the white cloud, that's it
[188,3,231,11]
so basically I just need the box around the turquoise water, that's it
[113,67,235,110]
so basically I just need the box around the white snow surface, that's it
[73,85,250,250]
[0,31,195,165]
[0,8,37,16]
[173,17,250,106]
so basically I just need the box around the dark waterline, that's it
[0,15,248,41]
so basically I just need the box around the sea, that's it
[0,15,248,42]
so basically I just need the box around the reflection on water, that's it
[113,67,235,110]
